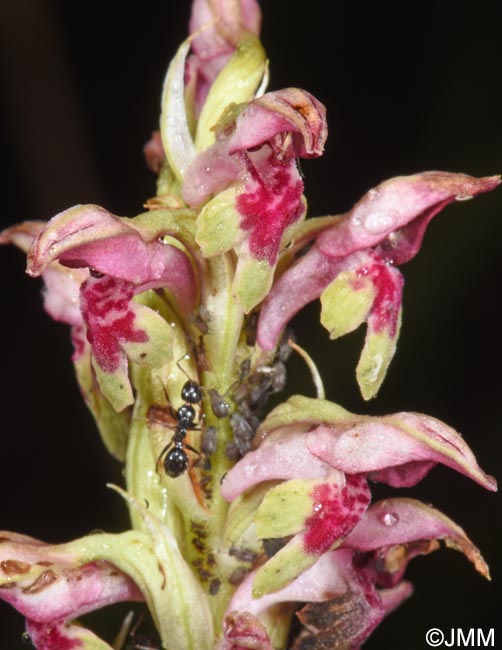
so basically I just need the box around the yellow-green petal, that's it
[195,35,267,152]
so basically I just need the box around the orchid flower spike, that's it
[0,0,499,648]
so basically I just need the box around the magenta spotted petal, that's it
[256,171,499,397]
[226,497,488,648]
[22,204,199,408]
[80,275,149,375]
[184,88,327,264]
[302,475,371,556]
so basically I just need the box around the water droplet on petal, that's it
[455,194,473,201]
[368,188,379,199]
[352,214,362,226]
[379,511,399,526]
[364,211,393,234]
[313,502,323,513]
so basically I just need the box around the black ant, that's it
[154,379,203,478]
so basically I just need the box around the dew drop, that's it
[455,194,473,201]
[352,215,362,226]
[368,188,379,199]
[379,511,399,526]
[313,502,323,513]
[364,211,393,234]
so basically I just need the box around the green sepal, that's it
[252,536,315,598]
[160,38,196,182]
[233,253,274,313]
[256,395,355,441]
[130,208,197,248]
[156,161,184,201]
[55,625,115,650]
[73,346,130,461]
[284,213,343,252]
[320,271,375,339]
[195,187,242,256]
[356,307,402,400]
[92,357,134,412]
[195,35,267,151]
[224,482,275,550]
[255,479,318,539]
[124,295,174,368]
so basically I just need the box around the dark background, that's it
[0,0,500,647]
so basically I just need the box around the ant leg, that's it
[156,439,173,474]
[185,443,200,456]
[185,442,203,468]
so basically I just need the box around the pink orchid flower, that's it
[224,498,488,649]
[257,172,500,398]
[0,531,142,650]
[3,204,198,410]
[220,395,495,595]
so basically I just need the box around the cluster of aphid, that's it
[151,327,293,479]
[225,350,288,459]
